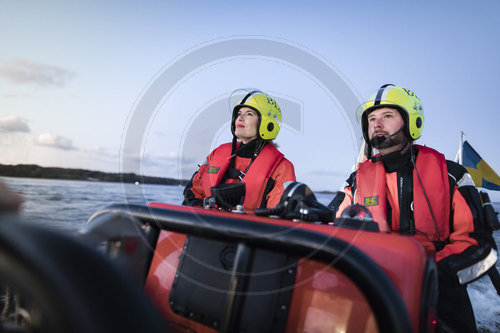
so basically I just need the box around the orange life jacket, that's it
[201,142,284,210]
[355,145,450,240]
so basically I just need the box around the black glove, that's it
[255,182,333,223]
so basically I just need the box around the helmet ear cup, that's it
[416,117,423,128]
[409,116,424,139]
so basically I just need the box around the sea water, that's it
[1,176,499,331]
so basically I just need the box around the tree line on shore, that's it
[0,164,188,186]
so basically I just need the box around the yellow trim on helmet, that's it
[356,85,424,142]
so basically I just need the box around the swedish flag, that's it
[462,140,500,191]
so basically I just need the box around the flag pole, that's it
[461,131,465,164]
[456,131,464,164]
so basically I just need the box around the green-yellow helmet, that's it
[230,89,282,140]
[356,84,424,143]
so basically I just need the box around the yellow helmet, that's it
[356,84,424,143]
[230,89,282,140]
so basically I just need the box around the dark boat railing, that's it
[89,203,414,333]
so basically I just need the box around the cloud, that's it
[0,116,30,133]
[0,59,75,87]
[2,94,24,98]
[88,146,118,157]
[35,133,76,151]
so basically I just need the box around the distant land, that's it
[0,164,189,186]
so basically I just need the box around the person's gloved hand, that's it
[254,182,333,223]
[289,199,332,223]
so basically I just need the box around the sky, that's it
[1,0,499,195]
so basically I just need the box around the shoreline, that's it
[0,164,189,186]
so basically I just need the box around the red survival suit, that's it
[183,141,296,210]
[333,145,494,333]
[335,145,483,261]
